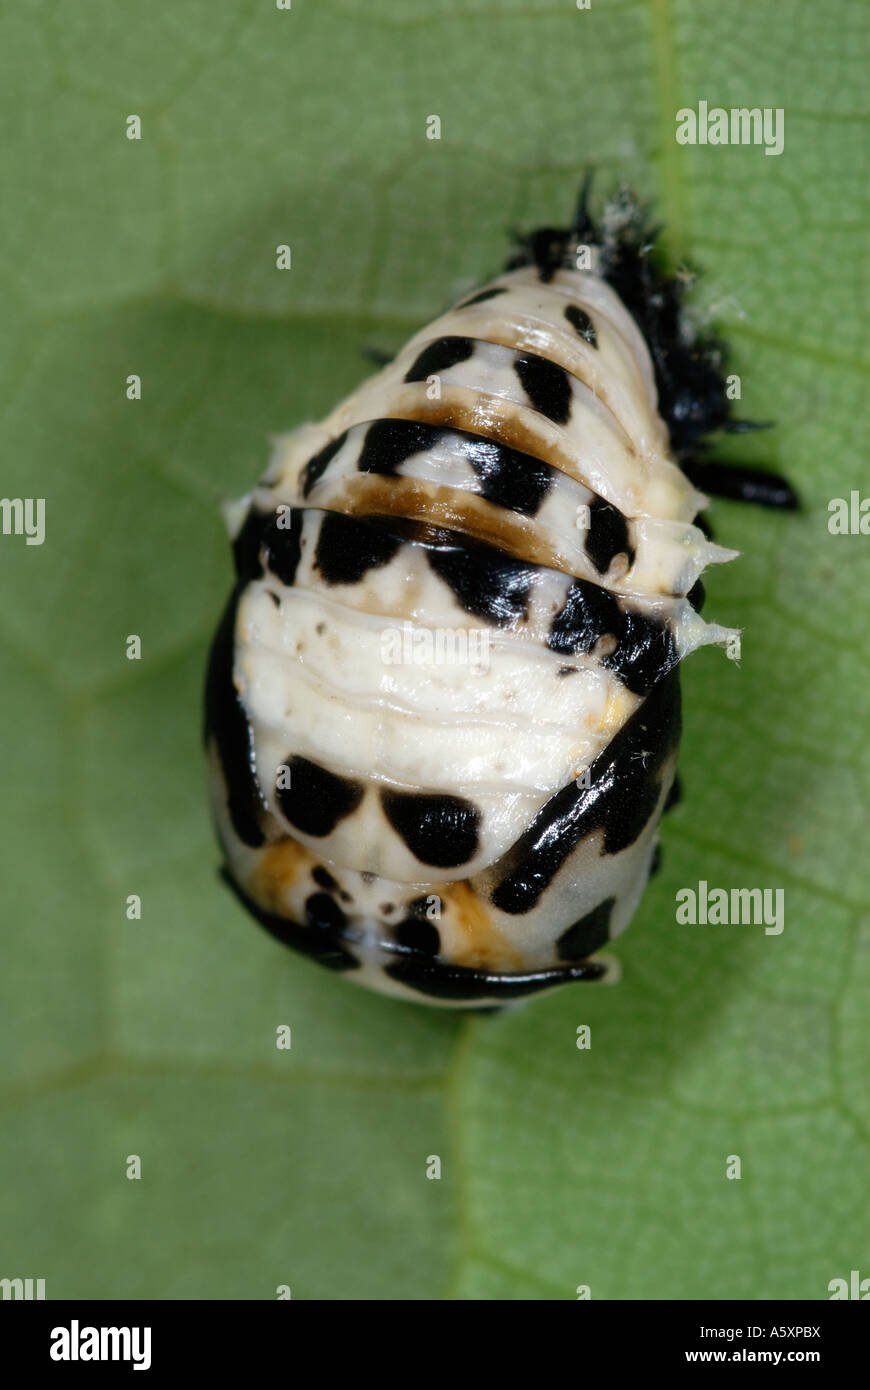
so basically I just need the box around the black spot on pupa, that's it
[564,304,598,347]
[585,498,635,575]
[385,954,606,1001]
[557,897,614,961]
[548,578,677,696]
[277,756,363,838]
[394,917,441,956]
[514,353,572,425]
[314,511,401,585]
[204,584,271,849]
[548,578,620,658]
[312,865,339,892]
[455,431,552,515]
[220,869,359,972]
[262,508,303,587]
[305,892,347,934]
[300,431,348,497]
[409,894,439,918]
[456,286,508,308]
[231,508,268,581]
[601,607,678,696]
[382,790,480,868]
[356,418,444,475]
[547,573,677,694]
[426,534,533,628]
[404,336,474,383]
[491,670,681,915]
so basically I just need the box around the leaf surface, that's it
[0,0,867,1299]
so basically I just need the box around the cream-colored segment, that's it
[259,424,733,600]
[268,463,734,599]
[287,374,701,528]
[286,266,704,523]
[254,729,542,882]
[268,507,738,660]
[237,579,639,799]
[625,520,737,596]
[499,265,662,412]
[269,374,627,509]
[247,580,638,738]
[407,276,664,455]
[232,575,650,881]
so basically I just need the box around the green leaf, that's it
[1,0,867,1299]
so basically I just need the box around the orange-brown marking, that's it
[379,382,637,487]
[310,474,586,578]
[393,391,583,481]
[439,880,523,972]
[250,835,315,914]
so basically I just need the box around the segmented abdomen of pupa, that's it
[205,262,737,1006]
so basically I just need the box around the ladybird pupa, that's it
[204,182,796,1008]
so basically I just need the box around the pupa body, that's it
[205,191,794,1007]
